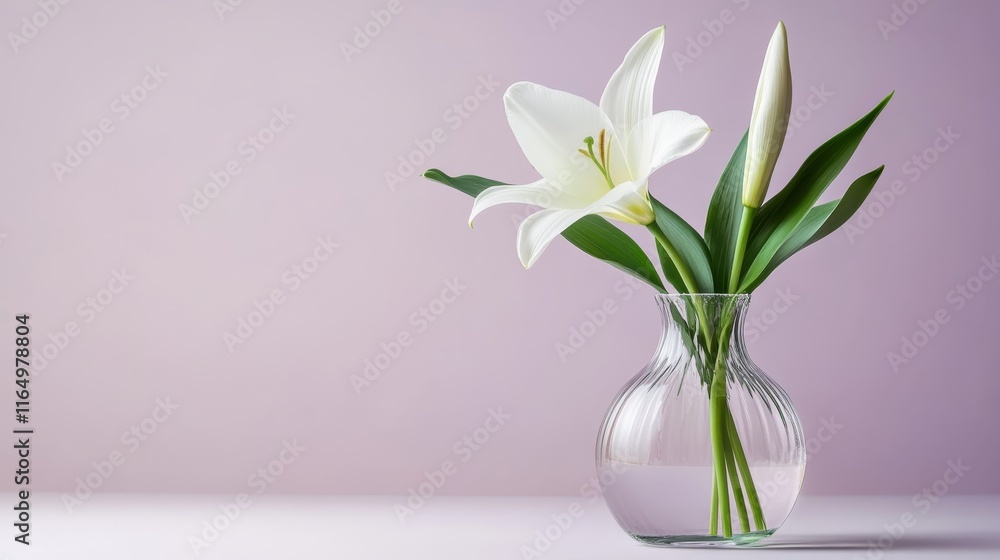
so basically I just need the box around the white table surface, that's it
[2,494,998,559]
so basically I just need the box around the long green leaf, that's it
[740,165,885,292]
[655,241,687,294]
[740,92,893,290]
[423,169,666,292]
[650,197,714,293]
[802,165,885,246]
[704,131,749,293]
[562,216,665,291]
[421,170,503,197]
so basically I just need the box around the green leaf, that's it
[423,169,666,292]
[704,131,749,293]
[422,169,504,197]
[740,92,893,291]
[802,166,885,246]
[562,216,665,292]
[650,197,714,293]
[655,241,687,294]
[740,166,884,292]
[665,300,709,386]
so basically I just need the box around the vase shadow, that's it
[740,532,1000,551]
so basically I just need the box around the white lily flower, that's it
[469,27,711,268]
[742,21,792,209]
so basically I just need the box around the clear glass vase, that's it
[596,294,806,546]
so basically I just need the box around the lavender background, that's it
[0,0,997,502]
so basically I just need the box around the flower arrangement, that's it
[423,23,890,540]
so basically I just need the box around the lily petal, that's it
[504,82,613,201]
[468,179,589,226]
[595,186,656,225]
[626,110,711,195]
[600,26,665,141]
[516,181,649,268]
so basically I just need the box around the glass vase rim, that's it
[653,293,751,303]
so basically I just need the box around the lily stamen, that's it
[601,135,613,181]
[599,129,607,167]
[582,134,616,189]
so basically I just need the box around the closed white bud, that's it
[743,21,792,209]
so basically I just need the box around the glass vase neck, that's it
[653,293,751,358]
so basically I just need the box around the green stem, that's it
[646,224,715,353]
[726,408,767,531]
[728,206,757,294]
[647,224,700,296]
[709,356,732,537]
[705,298,765,539]
[724,435,751,533]
[709,469,719,535]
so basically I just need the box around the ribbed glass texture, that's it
[597,294,806,546]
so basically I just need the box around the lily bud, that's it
[743,21,792,209]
